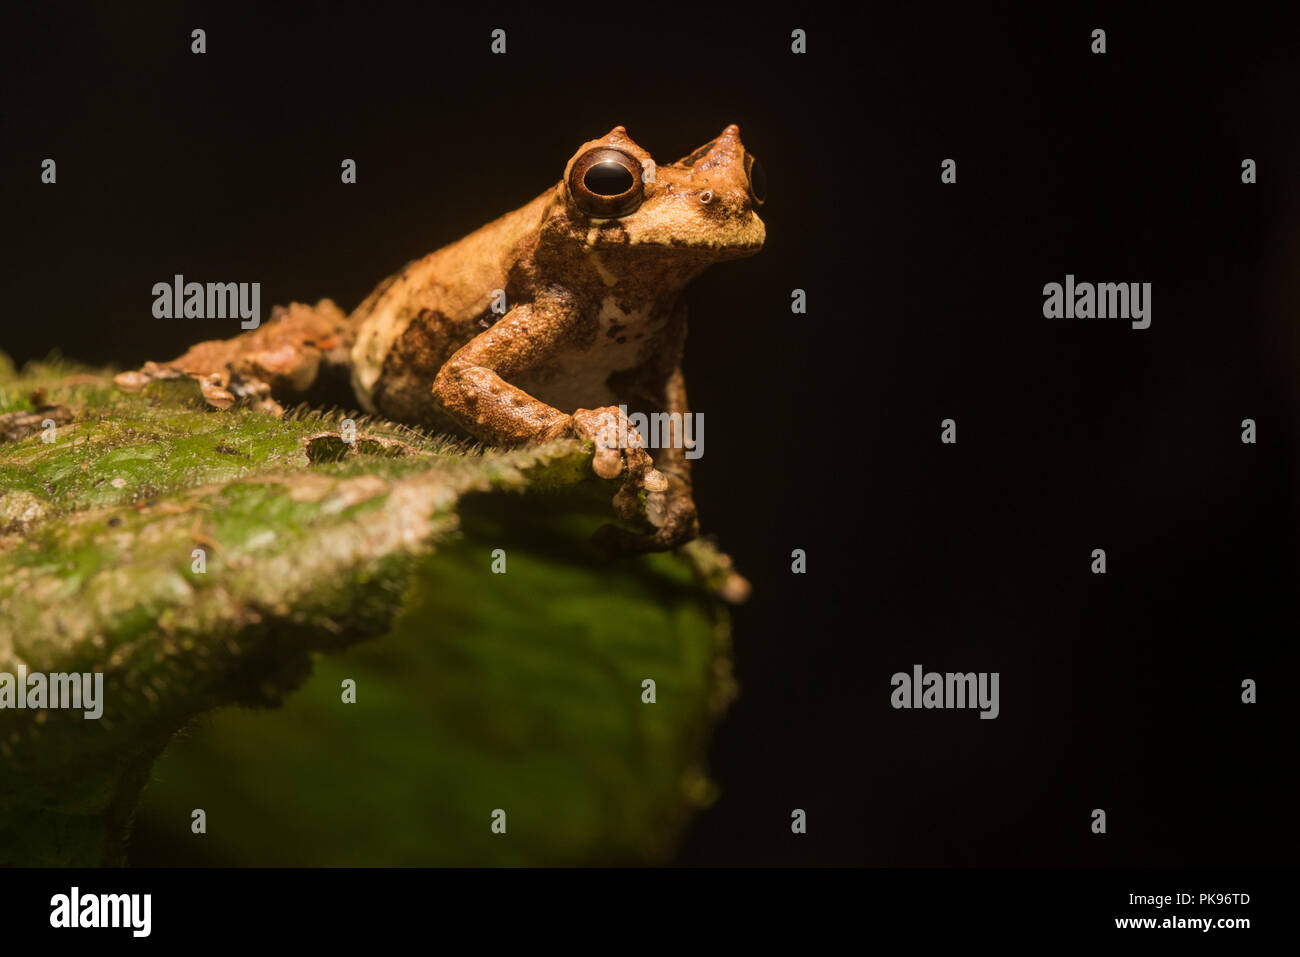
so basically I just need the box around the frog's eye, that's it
[569,148,645,217]
[744,153,767,207]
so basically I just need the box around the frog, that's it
[116,124,767,552]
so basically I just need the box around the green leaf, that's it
[0,356,738,865]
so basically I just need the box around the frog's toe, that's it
[643,468,669,492]
[198,374,237,410]
[112,361,190,394]
[112,369,152,393]
[591,443,622,479]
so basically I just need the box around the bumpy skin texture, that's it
[117,125,766,550]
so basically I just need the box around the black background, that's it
[2,1,1297,866]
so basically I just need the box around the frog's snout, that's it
[694,124,766,214]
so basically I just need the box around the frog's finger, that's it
[112,370,153,393]
[198,374,237,410]
[591,444,622,479]
[643,469,669,492]
[623,444,654,480]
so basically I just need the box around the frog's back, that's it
[349,191,553,427]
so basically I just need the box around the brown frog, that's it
[117,125,767,551]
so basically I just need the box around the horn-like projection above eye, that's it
[569,148,644,217]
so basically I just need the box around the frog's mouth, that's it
[588,233,764,262]
[630,222,766,258]
[590,205,765,256]
[654,236,765,256]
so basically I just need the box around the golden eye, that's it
[569,148,644,217]
[744,153,767,206]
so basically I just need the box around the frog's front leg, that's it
[430,294,661,496]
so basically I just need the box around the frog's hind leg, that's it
[114,299,358,415]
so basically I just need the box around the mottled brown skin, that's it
[117,301,355,414]
[118,125,766,551]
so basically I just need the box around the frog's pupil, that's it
[749,158,767,203]
[584,162,634,197]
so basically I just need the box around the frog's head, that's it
[548,125,766,261]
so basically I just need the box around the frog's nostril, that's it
[699,190,714,205]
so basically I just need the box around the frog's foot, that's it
[592,469,700,556]
[113,300,355,414]
[644,470,700,545]
[552,405,662,497]
[115,360,282,415]
[548,405,700,554]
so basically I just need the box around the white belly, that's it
[518,299,659,411]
